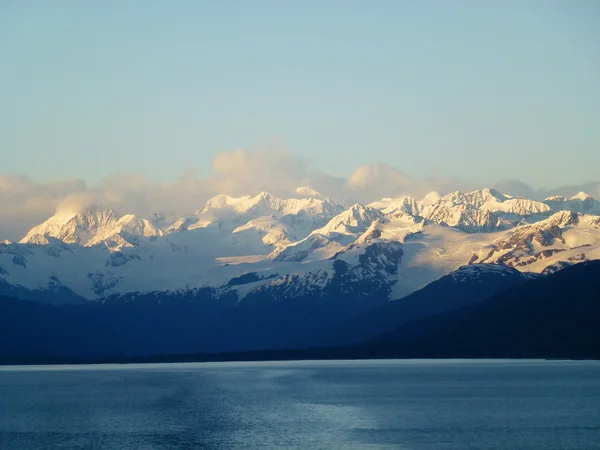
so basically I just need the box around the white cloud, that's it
[344,164,413,203]
[209,148,313,198]
[0,174,88,241]
[55,193,97,215]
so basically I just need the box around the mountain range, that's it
[1,187,599,359]
[2,187,599,302]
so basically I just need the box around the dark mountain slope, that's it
[0,286,389,359]
[1,261,598,364]
[367,260,600,359]
[320,264,535,346]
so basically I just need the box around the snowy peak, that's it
[271,233,335,262]
[513,210,579,237]
[197,194,257,216]
[497,198,551,216]
[19,205,165,249]
[470,210,586,270]
[316,204,384,236]
[544,192,600,215]
[438,188,550,217]
[20,205,119,245]
[178,192,347,249]
[197,191,285,218]
[419,188,554,232]
[269,204,386,262]
[165,216,199,234]
[421,202,501,233]
[438,189,497,207]
[198,191,342,219]
[436,190,498,207]
[369,196,421,217]
[251,191,285,212]
[87,215,165,249]
[70,205,118,230]
[460,188,508,208]
[545,210,579,228]
[571,192,592,201]
[279,197,345,218]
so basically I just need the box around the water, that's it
[0,359,599,449]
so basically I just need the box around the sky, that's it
[1,1,599,239]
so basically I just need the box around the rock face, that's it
[421,202,501,233]
[1,189,599,305]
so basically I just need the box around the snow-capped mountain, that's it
[419,188,552,232]
[1,188,599,306]
[173,191,346,248]
[20,205,165,251]
[312,204,384,238]
[369,195,421,216]
[194,191,343,225]
[470,210,599,270]
[421,201,501,233]
[544,192,600,215]
[21,205,119,245]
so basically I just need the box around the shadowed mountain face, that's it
[0,277,391,359]
[317,264,536,347]
[364,260,600,359]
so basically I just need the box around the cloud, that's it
[1,149,599,241]
[0,174,88,241]
[56,193,97,215]
[209,148,313,198]
[341,164,477,203]
[344,164,413,202]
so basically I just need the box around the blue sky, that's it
[2,1,599,189]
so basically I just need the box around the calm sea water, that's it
[0,359,599,449]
